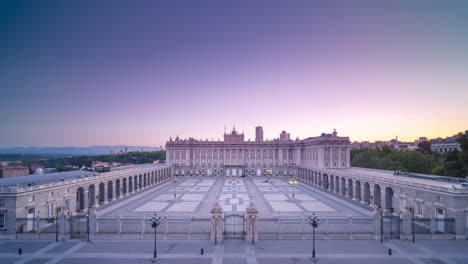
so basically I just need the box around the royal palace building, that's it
[166,127,351,177]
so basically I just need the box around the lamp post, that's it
[308,213,320,259]
[173,173,178,200]
[150,214,162,262]
[410,207,415,243]
[289,179,298,200]
[86,207,90,242]
[251,214,256,245]
[380,206,384,243]
[213,211,219,244]
[266,169,272,182]
[54,206,63,242]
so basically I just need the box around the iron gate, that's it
[69,215,87,239]
[382,215,400,239]
[224,213,245,239]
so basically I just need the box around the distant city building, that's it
[255,126,264,142]
[1,166,29,179]
[431,130,467,153]
[34,168,44,175]
[64,165,79,170]
[31,164,45,172]
[44,168,58,173]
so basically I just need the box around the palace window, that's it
[49,191,54,198]
[48,203,55,217]
[416,202,423,217]
[436,196,441,203]
[400,199,406,211]
[0,211,5,229]
[28,196,35,202]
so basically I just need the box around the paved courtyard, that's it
[1,239,468,264]
[99,176,371,218]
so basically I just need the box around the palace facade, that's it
[166,127,351,177]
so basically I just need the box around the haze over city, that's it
[1,1,467,148]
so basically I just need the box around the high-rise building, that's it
[255,126,263,142]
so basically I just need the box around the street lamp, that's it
[54,206,63,242]
[86,208,90,243]
[409,207,415,243]
[288,179,298,199]
[173,173,178,200]
[308,213,320,259]
[213,210,220,244]
[266,169,272,182]
[150,214,162,262]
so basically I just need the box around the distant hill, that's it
[0,146,164,155]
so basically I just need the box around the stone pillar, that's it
[210,201,224,244]
[369,188,375,208]
[246,201,259,243]
[371,208,381,240]
[89,208,97,240]
[58,211,67,241]
[82,191,89,212]
[399,209,412,241]
[102,186,108,204]
[360,185,367,204]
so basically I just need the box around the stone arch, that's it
[134,175,138,191]
[107,181,114,201]
[374,184,382,208]
[116,179,121,198]
[143,173,147,187]
[363,182,371,204]
[129,177,133,193]
[347,179,353,198]
[323,174,329,189]
[122,178,127,195]
[355,180,361,201]
[139,174,143,189]
[335,176,340,193]
[76,187,85,212]
[385,186,394,211]
[330,175,334,191]
[99,182,106,205]
[341,177,346,195]
[88,184,96,208]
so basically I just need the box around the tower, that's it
[255,126,263,142]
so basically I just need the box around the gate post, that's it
[371,208,381,240]
[210,201,224,244]
[89,209,96,240]
[400,209,412,241]
[246,201,259,244]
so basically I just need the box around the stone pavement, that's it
[99,176,370,218]
[1,239,468,264]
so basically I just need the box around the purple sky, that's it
[1,1,467,147]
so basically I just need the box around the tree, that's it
[432,165,445,176]
[443,150,464,177]
[456,132,468,176]
[417,141,432,155]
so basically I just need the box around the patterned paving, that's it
[101,176,371,217]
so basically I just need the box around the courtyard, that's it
[98,176,371,218]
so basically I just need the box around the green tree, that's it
[443,150,464,177]
[456,132,468,176]
[417,141,433,155]
[432,165,445,176]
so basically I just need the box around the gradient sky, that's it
[1,0,468,148]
